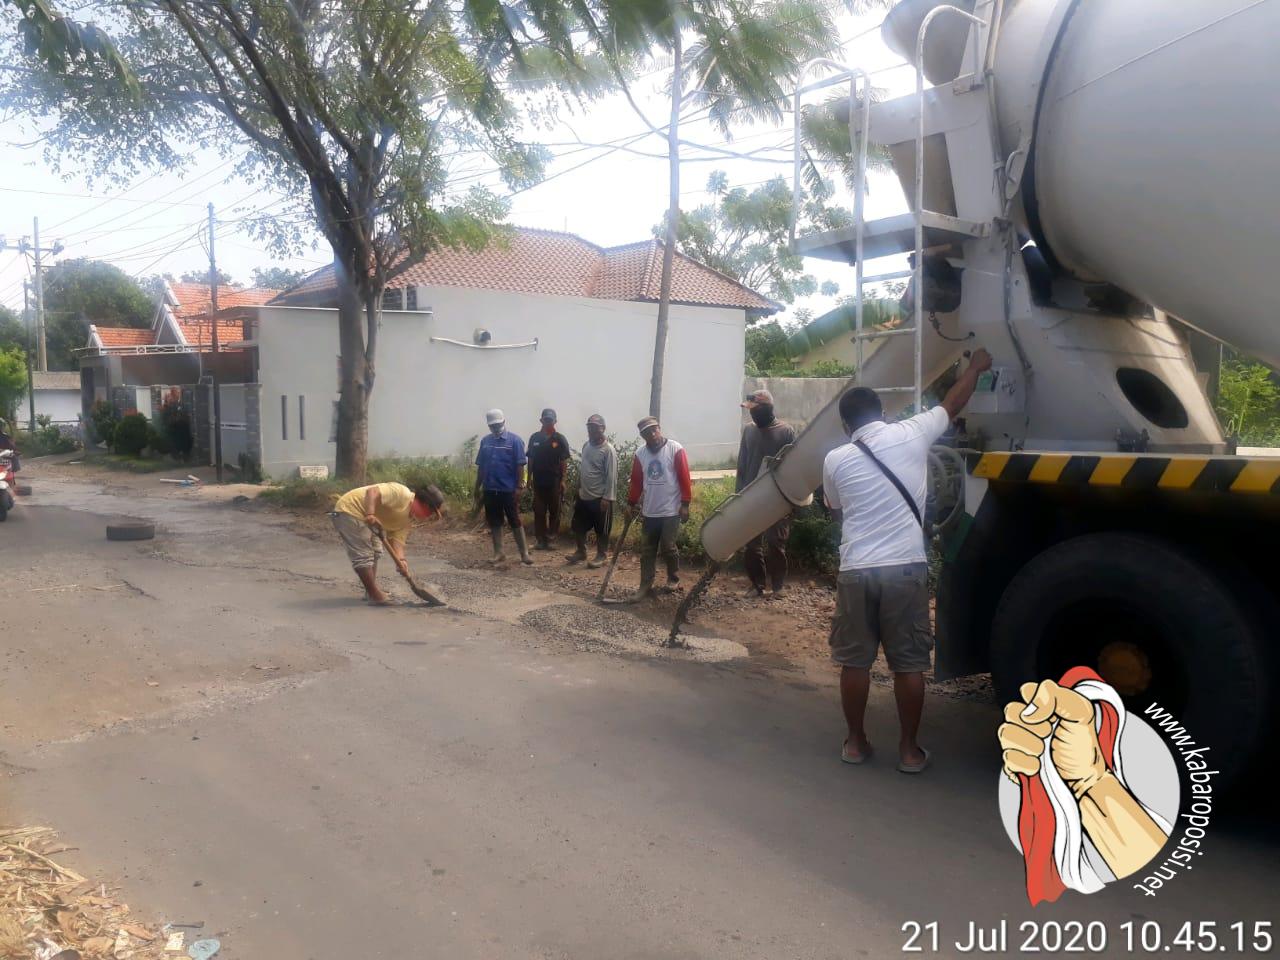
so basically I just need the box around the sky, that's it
[0,8,919,326]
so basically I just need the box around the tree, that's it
[0,347,27,425]
[180,268,234,285]
[251,266,310,291]
[7,0,637,479]
[605,0,838,418]
[0,306,27,354]
[41,259,153,370]
[656,170,846,309]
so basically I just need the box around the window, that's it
[381,288,403,311]
[298,395,306,440]
[281,395,288,440]
[405,287,418,311]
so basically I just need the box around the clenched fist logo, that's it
[997,668,1176,905]
[1001,680,1109,799]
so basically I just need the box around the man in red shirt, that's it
[626,416,692,602]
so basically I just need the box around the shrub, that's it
[113,413,150,457]
[147,424,172,456]
[237,452,264,483]
[89,400,117,447]
[16,415,80,456]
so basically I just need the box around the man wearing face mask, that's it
[474,408,533,565]
[737,389,797,598]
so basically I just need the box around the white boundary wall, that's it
[255,287,748,478]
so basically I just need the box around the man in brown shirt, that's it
[737,389,797,597]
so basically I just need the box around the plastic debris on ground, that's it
[0,825,201,959]
[186,939,219,960]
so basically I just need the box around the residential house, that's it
[248,227,778,478]
[78,280,278,416]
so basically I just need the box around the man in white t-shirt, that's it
[821,348,991,773]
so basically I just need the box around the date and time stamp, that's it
[901,920,1274,954]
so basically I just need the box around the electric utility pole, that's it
[17,218,63,372]
[208,202,223,482]
[23,280,35,432]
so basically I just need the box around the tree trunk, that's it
[649,29,682,420]
[333,250,371,482]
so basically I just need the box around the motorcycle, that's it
[0,448,17,521]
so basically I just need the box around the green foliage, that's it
[0,307,27,353]
[0,348,28,424]
[112,412,150,456]
[656,171,852,306]
[1217,358,1280,445]
[744,320,792,376]
[179,268,233,285]
[88,399,117,446]
[41,259,153,370]
[18,415,80,456]
[251,266,310,291]
[236,453,264,483]
[146,424,171,457]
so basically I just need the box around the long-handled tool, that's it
[595,511,636,603]
[372,523,447,607]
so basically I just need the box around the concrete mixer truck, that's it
[701,0,1280,780]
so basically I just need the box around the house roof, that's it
[167,282,280,319]
[94,326,154,348]
[176,317,249,347]
[31,371,80,390]
[272,227,779,314]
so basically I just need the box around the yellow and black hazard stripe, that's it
[971,452,1280,494]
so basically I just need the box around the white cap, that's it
[484,408,505,426]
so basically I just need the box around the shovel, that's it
[595,511,637,603]
[371,523,447,607]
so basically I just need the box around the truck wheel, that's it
[106,521,155,541]
[990,533,1263,783]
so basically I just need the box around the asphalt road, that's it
[2,476,1276,959]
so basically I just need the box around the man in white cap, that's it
[626,416,692,601]
[474,408,533,564]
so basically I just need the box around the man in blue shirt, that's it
[474,408,533,565]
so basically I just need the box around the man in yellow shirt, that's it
[331,482,445,603]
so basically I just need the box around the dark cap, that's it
[742,388,774,409]
[540,408,557,421]
[586,414,606,428]
[636,416,660,435]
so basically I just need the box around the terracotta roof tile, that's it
[272,227,777,313]
[176,318,249,349]
[95,326,154,347]
[168,283,279,318]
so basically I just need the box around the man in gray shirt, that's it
[737,389,797,597]
[567,413,618,568]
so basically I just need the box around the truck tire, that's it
[989,533,1263,784]
[106,521,155,542]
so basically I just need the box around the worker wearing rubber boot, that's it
[526,407,571,550]
[330,482,445,603]
[626,416,692,602]
[821,348,990,773]
[737,389,796,598]
[474,408,534,565]
[567,414,617,569]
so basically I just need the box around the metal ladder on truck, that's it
[791,1,1002,413]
